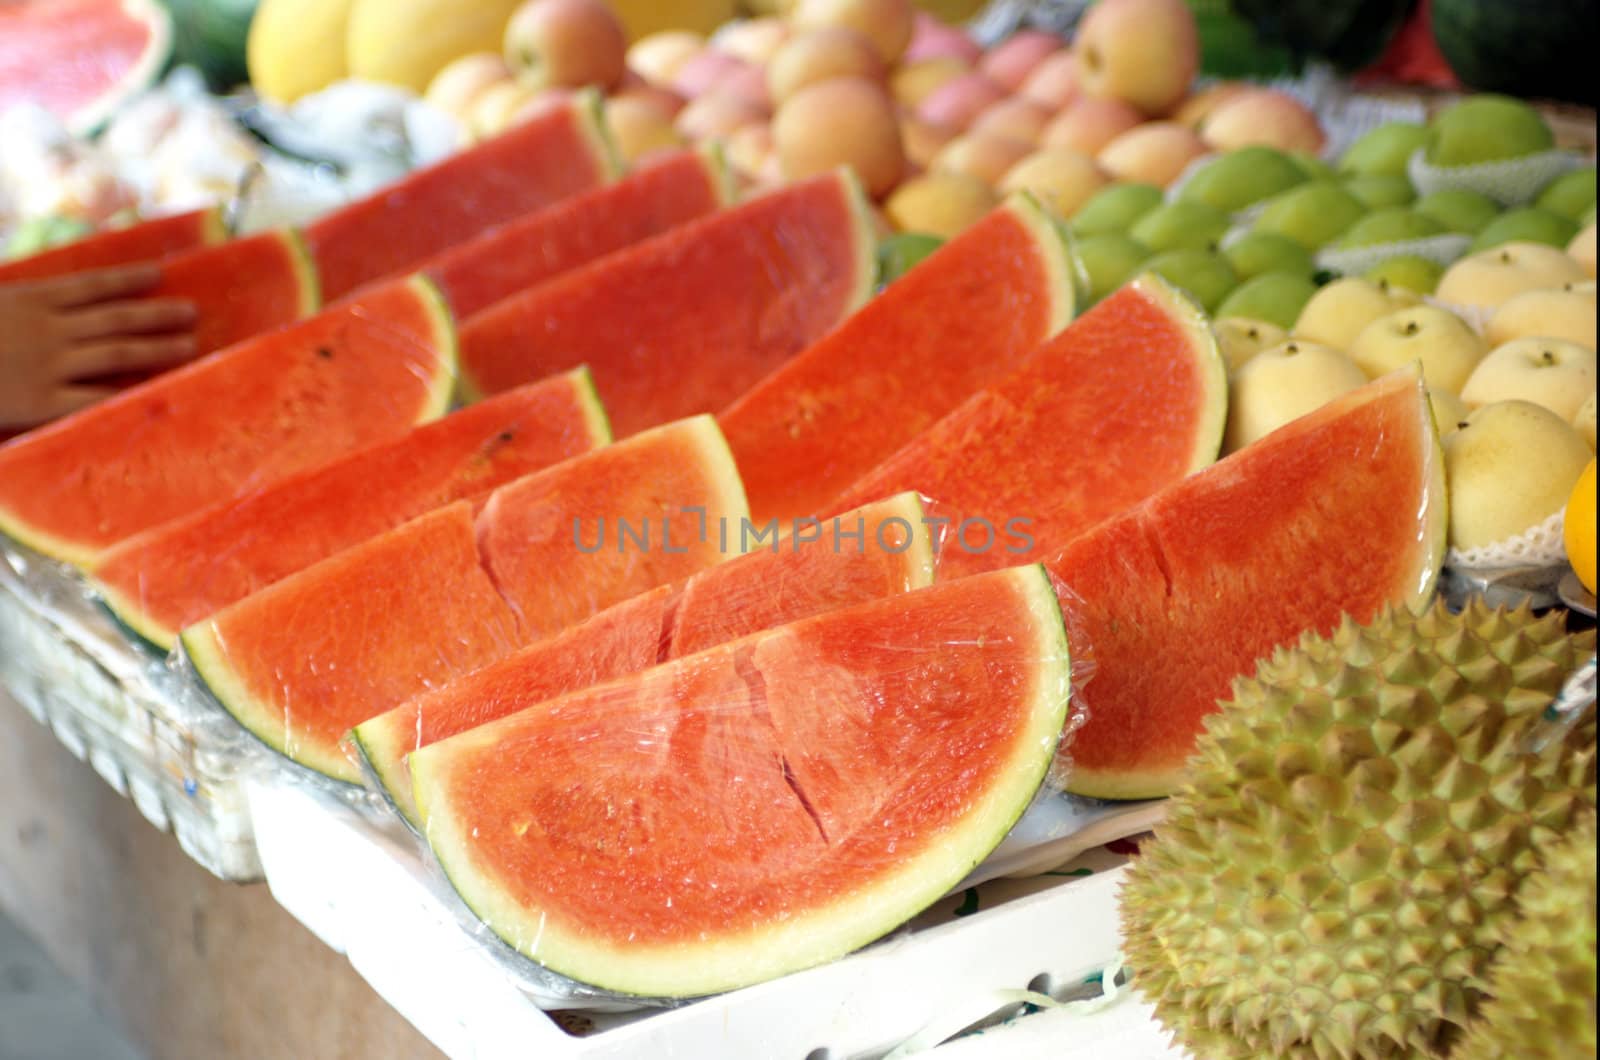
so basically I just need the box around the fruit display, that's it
[0,0,1597,1049]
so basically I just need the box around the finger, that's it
[41,263,164,308]
[63,298,197,340]
[40,385,121,422]
[60,334,198,380]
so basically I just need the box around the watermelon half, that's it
[352,490,936,825]
[409,564,1071,998]
[91,368,611,651]
[0,274,455,568]
[1050,366,1447,799]
[182,415,749,784]
[0,0,173,135]
[0,206,227,284]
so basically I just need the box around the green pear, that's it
[1076,232,1151,304]
[1413,188,1501,235]
[1365,254,1445,295]
[1178,146,1306,213]
[1071,182,1164,235]
[1222,231,1316,282]
[1470,207,1580,253]
[877,233,945,287]
[1338,122,1428,178]
[1425,94,1554,166]
[1143,248,1238,313]
[1253,181,1369,250]
[1214,272,1318,330]
[1289,152,1335,181]
[1343,173,1416,210]
[1129,200,1232,253]
[1338,207,1448,248]
[1535,167,1597,223]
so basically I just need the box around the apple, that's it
[1073,0,1197,116]
[724,122,775,178]
[1460,338,1597,420]
[970,97,1053,146]
[902,10,981,64]
[1143,247,1237,312]
[1412,188,1501,235]
[1293,277,1419,352]
[1574,392,1597,449]
[676,91,767,140]
[1170,80,1250,129]
[1096,121,1207,188]
[1336,207,1447,248]
[1213,317,1288,374]
[767,26,884,103]
[1443,400,1593,551]
[932,134,1034,186]
[1070,181,1162,234]
[1224,340,1368,452]
[998,147,1109,217]
[1076,232,1151,304]
[891,56,968,108]
[1223,231,1315,282]
[899,115,956,168]
[1343,174,1416,210]
[978,30,1063,92]
[1017,50,1079,109]
[672,49,745,98]
[1365,255,1445,296]
[916,73,1006,133]
[604,93,686,162]
[469,81,541,138]
[1338,121,1427,178]
[883,171,997,237]
[1041,98,1144,158]
[1178,145,1305,213]
[503,0,627,92]
[774,77,904,197]
[1471,207,1580,253]
[1200,89,1324,155]
[1129,200,1230,253]
[1252,181,1367,250]
[1425,94,1554,167]
[1348,304,1487,394]
[711,18,790,66]
[425,53,514,122]
[1536,167,1597,223]
[1572,223,1598,278]
[1214,272,1317,330]
[1435,242,1589,310]
[1486,285,1596,350]
[791,0,915,65]
[626,31,704,86]
[1431,388,1469,437]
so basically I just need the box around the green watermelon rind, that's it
[1125,271,1230,475]
[1001,190,1081,339]
[409,563,1073,999]
[279,227,323,318]
[570,86,628,187]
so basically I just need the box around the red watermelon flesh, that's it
[719,192,1076,524]
[408,564,1071,998]
[458,170,877,437]
[147,228,321,355]
[306,94,620,301]
[0,275,456,568]
[1049,367,1447,800]
[0,0,171,135]
[91,369,611,651]
[183,415,749,784]
[353,491,936,824]
[0,207,226,284]
[829,275,1228,578]
[425,148,731,320]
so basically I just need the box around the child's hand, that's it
[1,263,197,431]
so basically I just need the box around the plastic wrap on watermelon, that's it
[386,564,1085,1003]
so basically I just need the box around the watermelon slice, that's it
[424,147,734,320]
[718,192,1078,524]
[306,93,621,301]
[0,0,172,135]
[1049,366,1447,800]
[409,564,1071,998]
[353,491,936,825]
[147,228,321,355]
[0,275,456,568]
[182,415,749,784]
[830,274,1228,577]
[91,369,611,651]
[458,170,877,437]
[0,207,227,284]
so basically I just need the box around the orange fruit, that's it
[1565,458,1597,594]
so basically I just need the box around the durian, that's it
[1453,810,1597,1060]
[1119,600,1596,1060]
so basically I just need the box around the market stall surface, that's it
[0,913,143,1060]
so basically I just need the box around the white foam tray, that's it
[247,780,1188,1058]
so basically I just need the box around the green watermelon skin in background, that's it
[1431,0,1597,106]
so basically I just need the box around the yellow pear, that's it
[248,0,359,104]
[1212,317,1287,374]
[1485,283,1596,350]
[1430,388,1469,438]
[1292,278,1417,352]
[1574,392,1597,450]
[1223,340,1368,453]
[1461,338,1598,421]
[1570,223,1597,278]
[1348,304,1486,395]
[1443,400,1593,551]
[1435,241,1588,310]
[347,0,526,92]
